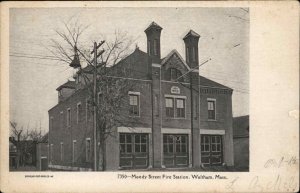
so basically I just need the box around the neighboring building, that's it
[233,115,249,170]
[9,137,18,169]
[9,137,37,168]
[36,133,49,171]
[48,22,234,171]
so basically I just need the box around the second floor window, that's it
[67,108,71,127]
[77,103,81,124]
[129,94,140,116]
[176,99,185,118]
[166,98,174,117]
[208,99,216,120]
[166,97,186,118]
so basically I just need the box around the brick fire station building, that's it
[48,22,234,171]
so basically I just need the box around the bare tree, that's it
[10,121,43,167]
[48,18,138,171]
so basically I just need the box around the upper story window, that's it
[165,98,174,117]
[192,47,196,62]
[169,68,183,82]
[77,102,81,124]
[165,96,186,118]
[176,98,185,118]
[153,39,158,56]
[129,92,140,116]
[207,99,216,120]
[186,47,190,63]
[60,111,63,127]
[86,98,89,122]
[148,40,151,54]
[76,75,81,84]
[67,108,71,127]
[58,90,62,97]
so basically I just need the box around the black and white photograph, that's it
[8,7,250,172]
[1,1,299,193]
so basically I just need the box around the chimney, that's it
[183,30,200,68]
[145,21,162,63]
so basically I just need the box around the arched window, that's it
[169,68,183,82]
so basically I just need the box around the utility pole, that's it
[91,41,105,171]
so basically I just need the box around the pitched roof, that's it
[183,30,200,40]
[144,21,163,32]
[161,49,191,70]
[199,75,232,90]
[233,115,249,138]
[56,81,76,91]
[161,50,232,90]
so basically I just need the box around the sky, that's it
[9,7,249,134]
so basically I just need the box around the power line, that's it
[10,54,63,61]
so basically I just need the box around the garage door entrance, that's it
[119,133,149,169]
[163,134,189,168]
[201,135,223,166]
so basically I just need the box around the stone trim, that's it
[200,129,225,135]
[117,127,152,133]
[49,164,92,171]
[161,128,191,134]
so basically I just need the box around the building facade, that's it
[48,22,234,171]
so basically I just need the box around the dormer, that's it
[56,81,76,103]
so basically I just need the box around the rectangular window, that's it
[186,47,190,63]
[165,97,186,118]
[165,98,174,117]
[153,39,158,55]
[60,142,64,161]
[86,138,91,162]
[120,134,133,153]
[60,111,63,128]
[86,99,89,122]
[97,92,102,105]
[201,135,210,152]
[176,98,185,118]
[67,108,71,127]
[129,94,140,116]
[148,40,151,54]
[208,99,216,120]
[192,47,196,62]
[201,135,223,165]
[170,68,177,81]
[77,102,81,124]
[72,140,77,163]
